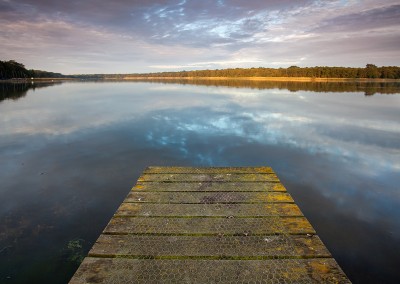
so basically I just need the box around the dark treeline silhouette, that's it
[0,60,65,79]
[128,78,400,96]
[0,81,63,102]
[73,64,400,80]
[32,69,65,78]
[0,60,29,79]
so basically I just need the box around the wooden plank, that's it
[124,191,294,203]
[70,166,350,283]
[138,173,279,182]
[89,234,331,258]
[144,166,275,174]
[70,257,351,284]
[115,203,303,217]
[133,182,287,192]
[104,217,316,235]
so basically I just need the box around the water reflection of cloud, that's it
[2,82,400,284]
[2,83,399,139]
[140,105,400,175]
[1,83,399,174]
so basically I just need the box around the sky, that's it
[1,0,400,74]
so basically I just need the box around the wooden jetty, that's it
[70,166,350,283]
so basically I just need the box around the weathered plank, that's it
[124,191,294,203]
[133,181,287,192]
[70,166,350,283]
[104,217,316,235]
[115,203,303,217]
[89,234,330,258]
[70,258,351,284]
[138,173,279,182]
[144,166,275,174]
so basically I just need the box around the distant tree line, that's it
[0,60,65,79]
[72,64,400,79]
[2,60,400,80]
[120,64,400,79]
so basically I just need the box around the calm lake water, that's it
[0,80,400,283]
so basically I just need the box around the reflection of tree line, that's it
[1,79,399,102]
[131,78,400,96]
[0,82,63,102]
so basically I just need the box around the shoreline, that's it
[0,78,75,83]
[121,76,400,82]
[2,77,400,83]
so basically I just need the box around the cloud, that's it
[1,0,399,73]
[313,4,400,33]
